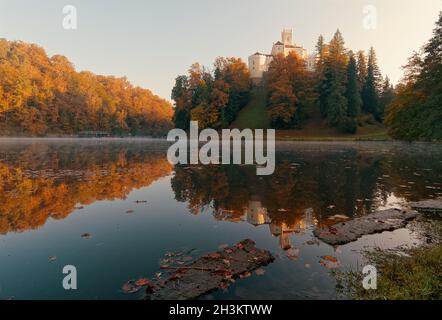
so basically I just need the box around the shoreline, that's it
[0,136,441,143]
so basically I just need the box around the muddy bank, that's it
[313,209,419,246]
[146,239,274,300]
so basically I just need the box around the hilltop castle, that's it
[248,29,316,82]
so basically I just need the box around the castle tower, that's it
[281,29,293,45]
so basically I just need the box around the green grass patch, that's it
[335,223,442,300]
[232,87,270,130]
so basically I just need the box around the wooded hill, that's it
[0,39,173,136]
[172,30,394,135]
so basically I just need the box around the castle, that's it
[248,29,316,82]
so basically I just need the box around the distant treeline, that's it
[0,39,173,136]
[385,12,442,141]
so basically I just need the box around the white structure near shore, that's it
[248,29,316,82]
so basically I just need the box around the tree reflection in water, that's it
[0,141,172,234]
[171,144,442,249]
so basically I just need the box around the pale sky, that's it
[0,0,441,100]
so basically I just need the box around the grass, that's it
[335,222,442,300]
[231,87,270,130]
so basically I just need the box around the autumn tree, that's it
[0,39,173,136]
[266,52,316,128]
[385,12,442,140]
[171,57,251,130]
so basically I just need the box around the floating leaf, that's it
[48,256,57,262]
[321,255,338,263]
[319,256,340,269]
[121,280,141,294]
[255,268,266,276]
[134,278,151,287]
[81,233,92,239]
[286,248,300,260]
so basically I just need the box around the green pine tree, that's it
[362,47,382,120]
[320,30,349,129]
[356,50,368,90]
[346,52,362,118]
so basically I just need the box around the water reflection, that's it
[0,140,441,299]
[0,140,172,234]
[171,143,442,248]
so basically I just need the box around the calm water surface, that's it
[0,139,441,300]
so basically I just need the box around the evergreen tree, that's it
[345,52,362,119]
[315,34,327,75]
[362,47,382,119]
[320,30,349,129]
[356,50,368,90]
[379,76,395,119]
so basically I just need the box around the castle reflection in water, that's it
[242,198,316,250]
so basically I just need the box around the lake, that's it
[0,139,441,300]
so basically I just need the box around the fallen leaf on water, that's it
[134,278,151,287]
[255,268,266,276]
[286,248,300,260]
[81,233,92,239]
[126,210,134,214]
[135,200,148,204]
[319,256,340,269]
[305,239,320,246]
[321,255,338,263]
[121,280,141,294]
[305,264,311,269]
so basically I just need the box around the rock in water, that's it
[313,208,419,246]
[410,198,442,215]
[146,239,274,300]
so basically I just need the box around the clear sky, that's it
[0,0,441,100]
